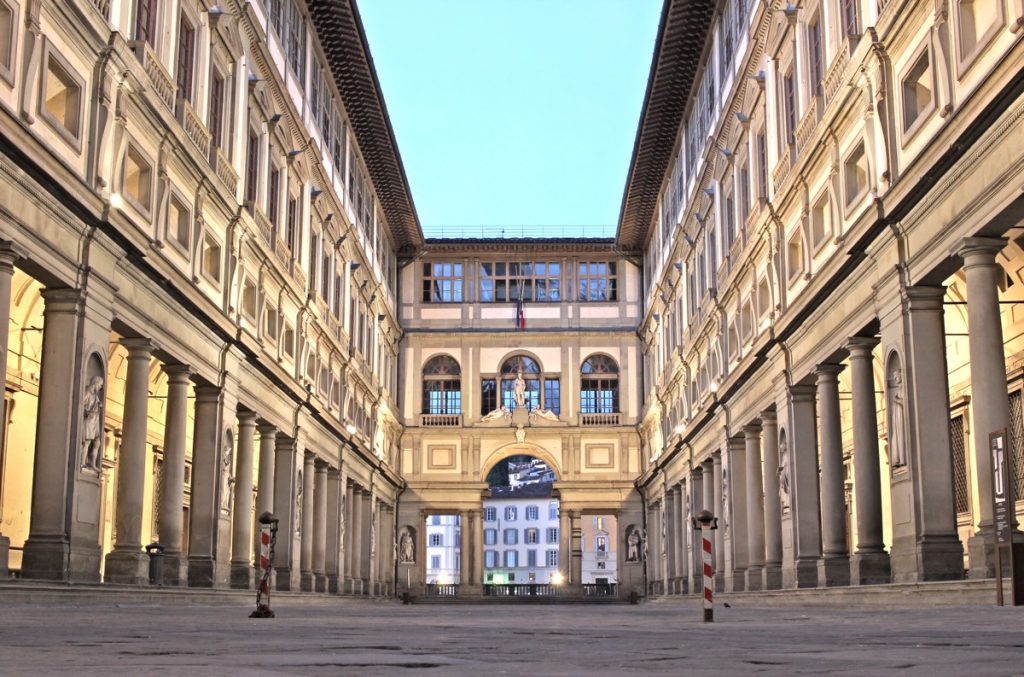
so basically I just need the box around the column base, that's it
[230,562,253,589]
[315,573,327,592]
[678,577,689,594]
[764,563,783,590]
[104,549,148,585]
[818,555,850,587]
[850,551,891,585]
[68,542,102,583]
[745,565,764,591]
[300,570,314,592]
[187,557,215,588]
[968,530,999,579]
[275,566,294,591]
[327,574,340,593]
[162,552,187,586]
[891,535,965,582]
[714,572,725,593]
[728,568,746,592]
[795,557,819,588]
[21,536,71,581]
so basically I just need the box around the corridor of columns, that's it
[0,248,397,596]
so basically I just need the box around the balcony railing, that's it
[176,98,211,158]
[420,413,462,427]
[795,95,822,156]
[582,583,617,597]
[213,146,238,194]
[484,584,555,597]
[128,40,175,112]
[823,43,851,107]
[273,236,291,269]
[292,265,307,292]
[252,206,273,245]
[424,583,459,597]
[580,412,621,426]
[772,146,793,190]
[91,0,110,19]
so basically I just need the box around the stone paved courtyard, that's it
[1,596,1022,676]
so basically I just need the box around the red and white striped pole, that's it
[259,525,272,589]
[251,512,278,619]
[694,509,718,623]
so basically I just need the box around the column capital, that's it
[120,337,156,358]
[846,336,880,357]
[742,423,762,438]
[314,459,329,472]
[789,383,816,402]
[955,236,1007,266]
[194,384,221,403]
[0,240,25,272]
[237,410,259,427]
[814,363,845,380]
[327,466,341,478]
[759,409,778,425]
[903,285,946,310]
[727,436,745,452]
[40,287,83,313]
[303,451,316,463]
[162,364,192,382]
[257,422,278,436]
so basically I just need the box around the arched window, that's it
[500,355,541,410]
[581,355,619,414]
[422,355,461,415]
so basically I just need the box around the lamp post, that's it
[250,512,279,618]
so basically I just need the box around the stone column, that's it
[367,489,377,594]
[674,484,687,592]
[816,364,849,586]
[893,286,963,581]
[960,238,1013,577]
[459,509,470,587]
[847,338,890,584]
[0,244,18,576]
[104,339,154,585]
[712,453,725,591]
[760,411,783,589]
[22,289,85,581]
[325,467,342,593]
[187,385,222,587]
[727,437,748,592]
[158,365,191,586]
[230,412,257,589]
[559,508,571,583]
[570,510,583,589]
[300,452,315,591]
[471,509,483,588]
[660,488,672,594]
[253,423,276,575]
[350,487,364,592]
[272,435,297,590]
[789,384,822,588]
[744,424,766,591]
[343,481,356,590]
[313,460,328,592]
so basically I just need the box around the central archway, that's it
[479,442,562,484]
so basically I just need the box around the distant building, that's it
[424,515,461,584]
[482,483,560,585]
[582,515,618,584]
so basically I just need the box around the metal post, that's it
[693,509,718,623]
[251,512,279,618]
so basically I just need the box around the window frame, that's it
[39,41,85,151]
[899,42,936,141]
[121,141,155,217]
[0,0,19,86]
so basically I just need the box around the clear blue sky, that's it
[357,0,663,238]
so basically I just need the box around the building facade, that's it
[482,484,560,585]
[1,0,1023,602]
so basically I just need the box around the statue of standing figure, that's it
[513,369,527,409]
[399,529,415,563]
[220,442,234,514]
[626,527,641,562]
[81,376,105,473]
[778,436,791,510]
[888,367,907,468]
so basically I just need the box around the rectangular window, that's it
[268,164,281,232]
[548,502,558,520]
[286,196,299,252]
[430,555,441,570]
[484,507,496,522]
[429,534,442,547]
[42,53,83,142]
[167,194,191,254]
[808,19,823,96]
[546,527,558,543]
[244,131,260,206]
[478,261,561,303]
[527,550,537,567]
[546,550,558,567]
[756,132,768,198]
[902,48,934,133]
[526,506,539,521]
[841,0,859,37]
[783,70,796,146]
[504,550,518,568]
[481,379,497,415]
[504,506,517,521]
[577,261,617,301]
[843,142,868,207]
[543,378,560,414]
[123,145,153,213]
[422,262,464,303]
[176,14,195,102]
[525,528,539,544]
[135,0,158,45]
[208,72,225,150]
[286,0,306,82]
[201,232,222,284]
[484,528,497,545]
[485,550,497,568]
[503,528,517,545]
[264,303,279,342]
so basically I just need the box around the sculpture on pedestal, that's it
[399,528,415,563]
[626,527,642,562]
[778,434,791,510]
[513,369,526,409]
[887,365,908,469]
[81,375,105,473]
